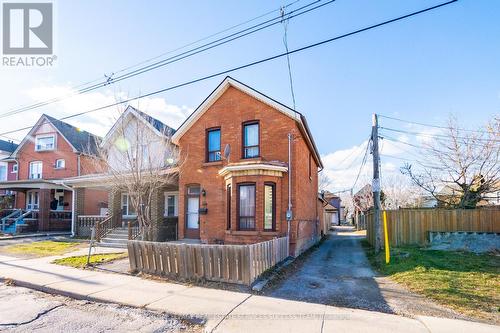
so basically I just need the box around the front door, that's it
[26,191,39,210]
[185,186,200,239]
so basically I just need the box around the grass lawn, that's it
[3,240,82,257]
[363,241,500,322]
[53,253,128,268]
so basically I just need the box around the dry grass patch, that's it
[363,241,500,323]
[4,240,82,257]
[53,253,128,269]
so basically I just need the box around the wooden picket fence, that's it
[127,236,289,285]
[366,208,500,247]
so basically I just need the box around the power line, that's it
[0,0,302,116]
[0,0,459,138]
[0,0,331,119]
[351,138,371,191]
[379,126,499,142]
[378,114,491,134]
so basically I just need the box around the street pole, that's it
[371,113,382,253]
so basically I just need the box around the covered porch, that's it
[65,173,179,242]
[0,179,73,234]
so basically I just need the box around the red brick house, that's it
[0,114,107,234]
[172,77,323,255]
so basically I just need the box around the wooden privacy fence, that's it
[127,237,289,285]
[366,208,500,247]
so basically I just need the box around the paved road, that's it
[0,283,199,332]
[266,226,464,319]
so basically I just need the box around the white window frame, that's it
[35,134,56,151]
[29,161,42,179]
[11,164,18,173]
[55,159,65,169]
[121,193,137,218]
[164,191,179,217]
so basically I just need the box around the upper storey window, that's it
[243,121,259,158]
[206,128,221,162]
[35,134,55,151]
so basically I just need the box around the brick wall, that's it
[178,85,320,254]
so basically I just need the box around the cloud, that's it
[0,85,193,141]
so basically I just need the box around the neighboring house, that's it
[65,106,179,239]
[0,115,107,233]
[318,193,335,233]
[419,183,500,208]
[322,191,343,226]
[0,139,18,207]
[172,77,323,255]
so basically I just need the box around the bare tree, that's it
[401,116,500,209]
[381,174,424,209]
[319,172,333,192]
[89,106,180,237]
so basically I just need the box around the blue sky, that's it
[0,0,498,190]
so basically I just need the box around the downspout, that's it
[60,182,76,237]
[77,154,81,176]
[287,133,292,254]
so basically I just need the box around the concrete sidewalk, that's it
[0,253,497,333]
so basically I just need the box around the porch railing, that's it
[127,220,141,240]
[77,215,107,237]
[95,215,113,242]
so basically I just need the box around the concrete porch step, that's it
[98,242,128,249]
[101,237,128,244]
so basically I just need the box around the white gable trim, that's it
[171,77,323,168]
[100,106,167,148]
[172,77,301,145]
[11,115,78,157]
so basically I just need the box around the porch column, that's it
[38,189,51,231]
[149,188,164,241]
[74,188,85,236]
[108,189,121,227]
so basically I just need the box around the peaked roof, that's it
[172,76,323,168]
[100,106,176,147]
[11,114,101,157]
[44,115,101,154]
[0,139,18,153]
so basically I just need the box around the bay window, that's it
[238,183,255,230]
[264,183,275,230]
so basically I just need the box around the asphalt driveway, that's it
[264,226,464,319]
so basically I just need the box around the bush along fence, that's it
[366,208,500,247]
[127,236,289,285]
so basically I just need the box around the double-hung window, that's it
[206,128,221,162]
[55,159,65,169]
[164,192,178,217]
[121,193,137,217]
[243,122,259,158]
[29,161,42,179]
[35,134,55,151]
[238,183,256,230]
[264,183,275,230]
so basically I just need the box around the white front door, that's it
[187,197,199,229]
[26,191,39,210]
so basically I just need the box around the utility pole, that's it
[371,113,382,253]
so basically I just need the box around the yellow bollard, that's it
[383,211,390,264]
